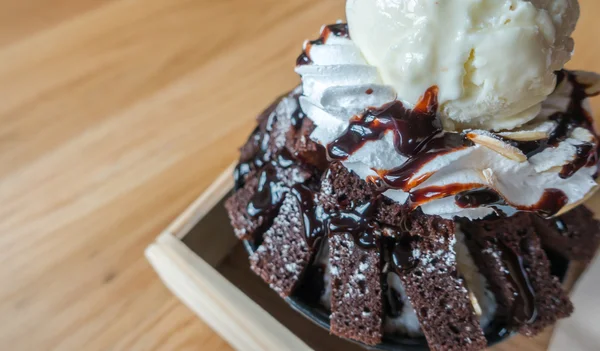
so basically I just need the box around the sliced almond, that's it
[573,70,600,97]
[554,182,599,217]
[541,166,564,174]
[466,132,527,162]
[469,291,483,316]
[497,131,549,141]
[570,127,596,143]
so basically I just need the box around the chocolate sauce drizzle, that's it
[380,234,419,318]
[409,183,481,207]
[497,241,538,325]
[390,234,419,273]
[559,143,596,179]
[503,71,599,179]
[326,199,379,249]
[554,218,568,235]
[290,184,327,249]
[296,23,350,67]
[246,158,291,217]
[455,188,568,217]
[459,221,540,327]
[234,98,281,191]
[327,87,446,160]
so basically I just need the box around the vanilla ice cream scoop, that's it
[346,0,580,131]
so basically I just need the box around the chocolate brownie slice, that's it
[390,215,487,351]
[226,88,323,240]
[249,192,315,297]
[329,232,383,345]
[531,206,600,261]
[289,117,329,171]
[319,162,409,227]
[225,161,313,240]
[460,214,573,336]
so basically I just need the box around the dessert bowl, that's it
[242,241,570,350]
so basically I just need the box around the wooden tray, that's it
[145,164,590,351]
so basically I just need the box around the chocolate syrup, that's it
[455,188,568,217]
[290,184,327,249]
[378,232,419,319]
[328,87,444,160]
[234,99,281,190]
[409,183,482,207]
[296,23,350,67]
[376,138,471,192]
[455,188,505,209]
[559,143,595,179]
[554,218,568,235]
[327,200,379,249]
[246,164,288,217]
[547,71,600,178]
[497,241,538,325]
[390,233,419,273]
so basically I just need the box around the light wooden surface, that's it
[1,1,599,350]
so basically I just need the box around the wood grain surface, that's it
[1,0,599,350]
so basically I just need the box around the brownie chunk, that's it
[225,162,313,240]
[391,215,487,351]
[319,162,409,227]
[531,206,600,261]
[225,172,261,240]
[227,87,324,240]
[249,192,314,297]
[460,214,573,336]
[329,232,383,345]
[289,118,329,171]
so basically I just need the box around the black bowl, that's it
[243,240,570,350]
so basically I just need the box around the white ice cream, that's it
[296,22,599,220]
[346,0,580,131]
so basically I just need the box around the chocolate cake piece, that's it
[225,172,262,240]
[227,88,322,240]
[531,206,600,261]
[249,192,314,298]
[329,232,383,345]
[234,87,307,190]
[225,160,314,240]
[390,215,487,351]
[460,214,573,336]
[289,117,329,171]
[319,162,409,227]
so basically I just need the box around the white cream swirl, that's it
[296,25,600,220]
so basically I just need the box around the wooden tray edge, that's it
[146,234,311,351]
[146,163,312,351]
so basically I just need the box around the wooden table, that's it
[1,0,599,350]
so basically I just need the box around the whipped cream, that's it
[296,24,600,220]
[346,0,580,131]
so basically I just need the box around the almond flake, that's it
[469,291,482,316]
[554,183,599,217]
[573,70,600,97]
[466,132,527,162]
[497,131,548,141]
